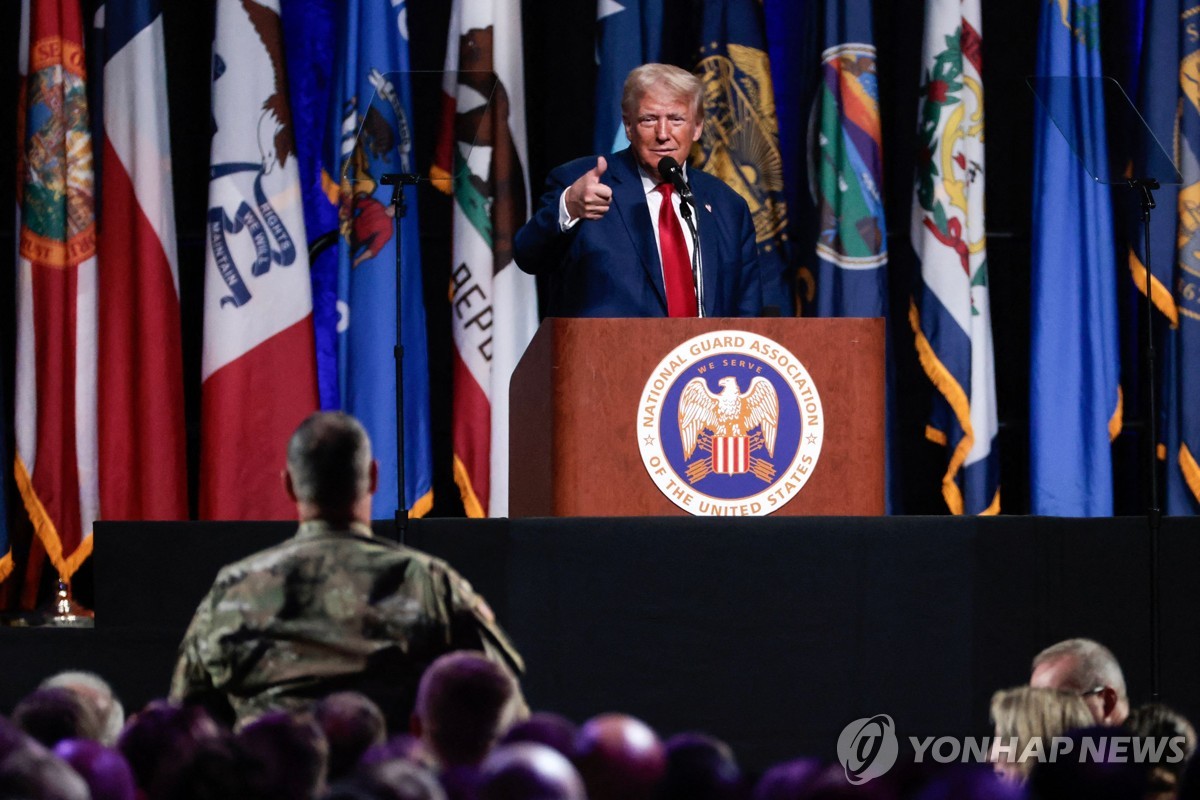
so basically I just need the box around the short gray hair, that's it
[1032,638,1127,697]
[286,412,373,508]
[40,670,125,747]
[621,63,704,123]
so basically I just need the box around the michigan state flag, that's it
[323,0,433,518]
[693,0,792,313]
[1028,1,1120,515]
[594,0,663,153]
[909,0,1000,515]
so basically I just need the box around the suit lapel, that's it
[609,150,667,311]
[694,179,720,317]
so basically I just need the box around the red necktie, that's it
[655,183,698,317]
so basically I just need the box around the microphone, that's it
[657,156,694,205]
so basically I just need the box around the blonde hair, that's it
[990,686,1092,780]
[621,63,704,123]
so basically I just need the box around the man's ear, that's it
[369,459,379,494]
[1101,686,1119,721]
[284,469,297,502]
[692,118,704,143]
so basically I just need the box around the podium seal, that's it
[637,330,824,516]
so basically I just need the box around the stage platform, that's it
[1,515,1196,770]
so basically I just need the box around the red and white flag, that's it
[435,0,538,517]
[97,0,187,521]
[15,0,98,589]
[200,0,318,519]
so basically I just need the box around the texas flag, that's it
[200,0,318,519]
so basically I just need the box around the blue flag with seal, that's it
[323,0,433,518]
[1028,0,1120,515]
[594,0,662,154]
[693,0,792,314]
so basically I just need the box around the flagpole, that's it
[1131,176,1162,701]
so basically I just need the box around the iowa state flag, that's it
[200,0,319,519]
[1028,1,1120,516]
[95,0,187,521]
[435,0,538,518]
[323,0,433,519]
[909,0,1000,515]
[15,0,99,585]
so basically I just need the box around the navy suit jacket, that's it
[513,148,762,317]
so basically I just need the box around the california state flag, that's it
[200,0,318,519]
[435,0,538,517]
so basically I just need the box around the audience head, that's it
[361,734,435,770]
[413,652,525,768]
[500,714,578,760]
[286,411,377,523]
[237,710,329,800]
[116,700,223,794]
[753,758,823,800]
[52,739,136,800]
[659,732,742,800]
[989,685,1093,782]
[1030,638,1129,726]
[13,687,105,747]
[1126,702,1197,800]
[478,742,586,800]
[316,691,387,781]
[41,671,125,747]
[329,759,447,800]
[572,713,666,800]
[0,744,90,800]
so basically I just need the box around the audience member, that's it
[500,714,578,760]
[316,692,388,782]
[989,685,1093,783]
[170,412,524,731]
[237,710,329,800]
[412,651,527,770]
[0,717,89,800]
[327,759,447,800]
[13,687,104,747]
[478,742,586,800]
[52,739,136,800]
[659,732,742,800]
[116,700,223,796]
[41,670,126,747]
[572,713,666,800]
[753,758,823,800]
[361,734,436,770]
[1029,638,1129,726]
[1126,702,1196,800]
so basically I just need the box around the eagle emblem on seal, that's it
[677,377,779,483]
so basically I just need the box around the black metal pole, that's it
[1132,177,1162,701]
[381,173,418,544]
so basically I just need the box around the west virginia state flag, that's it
[200,0,319,519]
[435,0,538,518]
[1029,0,1120,516]
[909,0,1000,515]
[15,0,99,587]
[693,0,792,313]
[323,0,433,519]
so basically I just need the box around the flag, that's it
[323,0,433,518]
[281,0,340,411]
[810,0,887,319]
[693,0,792,313]
[200,0,319,519]
[15,0,99,583]
[1132,0,1200,514]
[909,0,999,515]
[594,0,663,154]
[95,0,187,521]
[1028,0,1119,516]
[434,0,538,517]
[0,349,10,585]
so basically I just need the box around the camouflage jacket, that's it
[169,520,523,729]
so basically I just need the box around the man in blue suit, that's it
[514,63,762,318]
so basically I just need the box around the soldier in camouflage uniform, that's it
[169,412,524,730]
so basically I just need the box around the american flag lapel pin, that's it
[704,203,712,213]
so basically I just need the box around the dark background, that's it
[0,0,1155,529]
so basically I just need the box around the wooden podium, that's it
[508,317,885,516]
